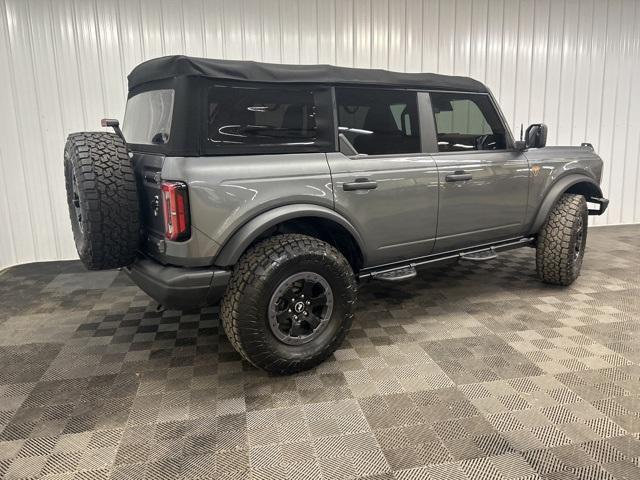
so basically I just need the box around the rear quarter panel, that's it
[161,153,334,254]
[524,146,604,228]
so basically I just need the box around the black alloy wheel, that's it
[267,272,334,345]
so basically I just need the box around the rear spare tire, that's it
[64,132,140,270]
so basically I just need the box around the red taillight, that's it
[161,181,190,241]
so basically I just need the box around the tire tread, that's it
[220,234,356,374]
[536,193,587,285]
[64,132,139,270]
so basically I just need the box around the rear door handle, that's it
[343,178,378,191]
[445,171,473,182]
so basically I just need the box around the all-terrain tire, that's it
[536,193,588,286]
[220,234,357,374]
[64,132,140,270]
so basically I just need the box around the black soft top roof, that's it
[128,55,488,93]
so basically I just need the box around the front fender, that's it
[214,204,367,267]
[528,174,603,235]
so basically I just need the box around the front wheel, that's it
[536,193,588,286]
[220,234,357,374]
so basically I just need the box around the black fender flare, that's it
[528,174,603,235]
[214,204,367,267]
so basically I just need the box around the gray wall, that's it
[1,0,639,270]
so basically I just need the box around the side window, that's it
[207,84,331,153]
[430,92,508,152]
[336,88,420,155]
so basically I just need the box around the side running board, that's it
[459,247,497,261]
[362,237,534,282]
[371,265,417,282]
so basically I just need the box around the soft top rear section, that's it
[128,55,489,93]
[125,76,201,156]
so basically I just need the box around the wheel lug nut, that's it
[288,309,292,313]
[305,300,310,305]
[293,315,298,320]
[301,294,305,299]
[303,311,308,316]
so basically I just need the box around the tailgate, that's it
[132,152,165,238]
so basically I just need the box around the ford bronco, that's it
[64,55,608,373]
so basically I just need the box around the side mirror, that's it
[514,140,527,151]
[525,123,548,149]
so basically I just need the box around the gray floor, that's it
[0,225,639,480]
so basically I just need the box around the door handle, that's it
[343,178,378,191]
[445,171,473,182]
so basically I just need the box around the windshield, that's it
[123,89,174,145]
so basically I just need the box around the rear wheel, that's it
[220,234,357,374]
[536,193,588,286]
[64,132,140,270]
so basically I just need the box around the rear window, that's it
[207,85,329,153]
[123,89,174,145]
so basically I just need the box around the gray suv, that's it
[63,55,608,373]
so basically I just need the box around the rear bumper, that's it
[125,257,231,309]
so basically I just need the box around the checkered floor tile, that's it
[0,225,638,479]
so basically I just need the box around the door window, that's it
[335,88,420,155]
[430,92,508,152]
